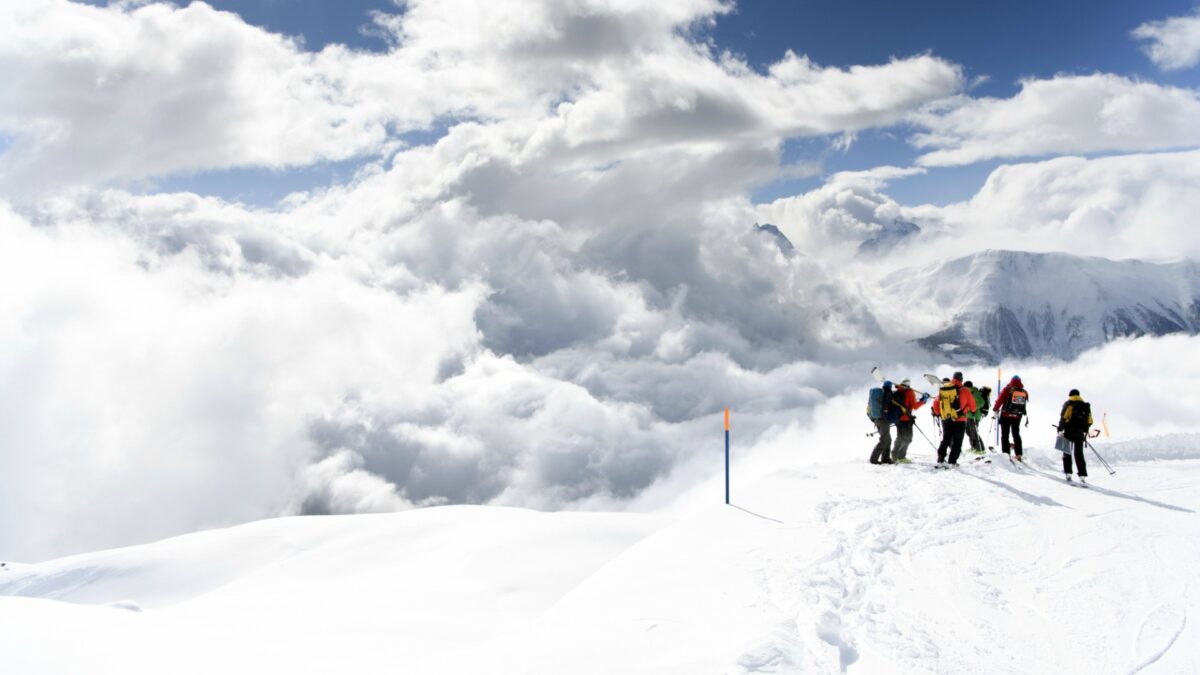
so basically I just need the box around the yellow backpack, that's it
[938,384,962,420]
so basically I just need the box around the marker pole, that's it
[724,407,730,505]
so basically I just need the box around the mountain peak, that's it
[884,250,1200,362]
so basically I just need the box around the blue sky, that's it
[79,0,1200,207]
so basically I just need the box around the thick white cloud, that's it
[911,74,1200,166]
[905,149,1200,262]
[0,162,892,561]
[754,166,921,258]
[1133,9,1200,70]
[0,203,484,559]
[0,0,962,194]
[0,1,404,192]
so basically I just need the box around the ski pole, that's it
[1085,440,1116,476]
[912,420,938,451]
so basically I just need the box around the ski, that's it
[871,366,885,383]
[923,373,942,388]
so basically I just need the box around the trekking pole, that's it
[1085,440,1116,476]
[912,420,938,451]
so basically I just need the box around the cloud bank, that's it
[0,0,962,194]
[1133,9,1200,70]
[911,75,1200,166]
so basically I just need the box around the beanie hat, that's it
[964,380,974,388]
[953,371,964,381]
[1069,388,1080,396]
[900,378,911,387]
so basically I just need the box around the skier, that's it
[890,379,929,464]
[867,380,896,464]
[1057,389,1093,484]
[963,380,987,455]
[934,371,976,466]
[992,375,1029,461]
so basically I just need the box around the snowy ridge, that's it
[1093,433,1200,463]
[883,250,1200,362]
[3,450,1199,674]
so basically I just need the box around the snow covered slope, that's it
[883,250,1200,362]
[3,442,1199,674]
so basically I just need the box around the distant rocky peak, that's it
[753,223,795,257]
[883,250,1200,363]
[859,219,920,256]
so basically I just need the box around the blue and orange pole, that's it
[724,407,730,505]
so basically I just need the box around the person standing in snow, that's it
[963,380,987,455]
[890,379,929,464]
[993,375,1029,461]
[869,380,896,464]
[935,371,976,466]
[1057,389,1093,484]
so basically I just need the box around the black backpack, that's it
[1065,400,1091,435]
[1003,387,1028,417]
[888,390,906,424]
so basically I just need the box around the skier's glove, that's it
[920,393,930,402]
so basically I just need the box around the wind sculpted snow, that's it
[2,449,1197,674]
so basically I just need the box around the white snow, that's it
[4,440,1198,674]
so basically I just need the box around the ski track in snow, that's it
[745,466,996,673]
[1129,603,1187,674]
[731,456,1198,675]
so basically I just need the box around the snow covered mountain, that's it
[883,250,1200,362]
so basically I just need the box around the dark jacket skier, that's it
[1057,389,1094,483]
[964,381,986,454]
[869,381,896,464]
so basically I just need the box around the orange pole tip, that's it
[724,407,730,431]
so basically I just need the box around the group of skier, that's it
[867,371,1099,483]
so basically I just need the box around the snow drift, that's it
[3,445,1198,674]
